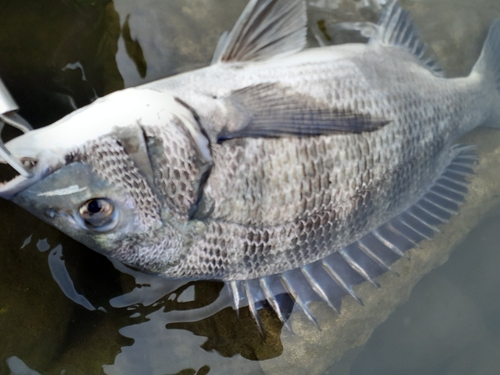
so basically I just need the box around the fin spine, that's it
[424,193,460,213]
[407,209,441,232]
[280,273,321,329]
[229,281,241,315]
[301,266,339,312]
[339,248,380,287]
[372,229,406,257]
[386,222,420,247]
[399,214,434,240]
[370,0,443,76]
[357,240,394,272]
[321,259,364,305]
[259,277,292,330]
[243,281,264,336]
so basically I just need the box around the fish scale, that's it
[187,140,434,278]
[175,118,450,280]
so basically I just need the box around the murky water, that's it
[1,0,500,374]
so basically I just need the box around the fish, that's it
[0,0,499,328]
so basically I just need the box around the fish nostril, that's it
[21,158,37,168]
[47,208,71,220]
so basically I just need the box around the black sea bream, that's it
[1,0,500,325]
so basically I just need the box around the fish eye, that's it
[78,198,118,232]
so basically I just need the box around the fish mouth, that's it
[0,159,49,201]
[0,117,64,200]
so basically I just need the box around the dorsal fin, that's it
[212,0,307,64]
[369,0,444,77]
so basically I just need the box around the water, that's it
[350,207,500,375]
[0,0,500,374]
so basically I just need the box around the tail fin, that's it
[473,20,500,128]
[473,20,500,91]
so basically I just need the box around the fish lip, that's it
[0,151,65,200]
[0,168,43,200]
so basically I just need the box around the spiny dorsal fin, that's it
[212,0,307,64]
[369,0,444,77]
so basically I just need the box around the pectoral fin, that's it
[218,83,390,141]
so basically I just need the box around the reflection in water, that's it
[103,298,274,374]
[112,0,249,86]
[0,0,500,374]
[7,356,41,375]
[99,261,287,373]
[121,15,148,79]
[47,245,96,311]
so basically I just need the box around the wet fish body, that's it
[146,44,488,281]
[1,0,500,322]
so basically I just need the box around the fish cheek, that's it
[11,162,140,255]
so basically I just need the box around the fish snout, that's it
[0,148,65,200]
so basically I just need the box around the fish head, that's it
[0,88,212,272]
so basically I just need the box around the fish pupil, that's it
[87,200,103,214]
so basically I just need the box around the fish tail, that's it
[473,20,500,86]
[472,20,500,126]
[474,20,500,126]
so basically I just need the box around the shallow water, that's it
[1,0,500,374]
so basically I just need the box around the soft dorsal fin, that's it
[211,0,307,64]
[369,0,444,77]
